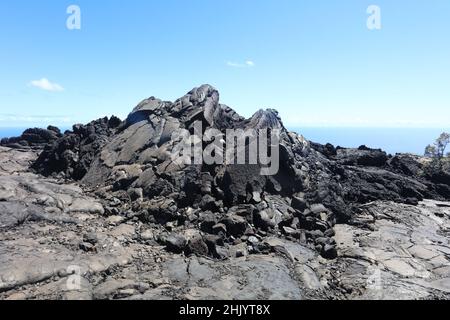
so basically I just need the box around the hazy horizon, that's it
[2,125,449,156]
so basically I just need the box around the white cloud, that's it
[226,61,242,68]
[29,78,64,92]
[226,60,255,68]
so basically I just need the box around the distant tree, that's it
[424,133,450,171]
[425,133,450,158]
[424,144,437,158]
[435,133,450,159]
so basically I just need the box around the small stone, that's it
[252,242,271,254]
[244,227,256,236]
[324,228,336,237]
[291,217,300,228]
[215,246,229,259]
[203,234,225,258]
[199,212,217,233]
[310,204,327,214]
[322,244,338,259]
[220,215,247,237]
[200,194,218,211]
[79,242,95,252]
[306,230,324,239]
[282,226,297,235]
[212,223,227,236]
[83,232,98,245]
[291,196,307,211]
[257,230,267,237]
[165,221,175,231]
[254,209,282,230]
[315,237,329,246]
[203,234,224,247]
[106,215,125,226]
[128,188,143,202]
[186,236,209,256]
[165,234,187,254]
[140,229,154,241]
[248,236,259,244]
[314,220,329,232]
[230,243,248,258]
[252,191,262,203]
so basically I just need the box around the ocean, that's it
[0,128,30,140]
[288,127,449,156]
[0,126,448,156]
[0,127,69,140]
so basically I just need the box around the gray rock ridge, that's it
[5,85,449,262]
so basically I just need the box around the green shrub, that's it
[424,132,450,173]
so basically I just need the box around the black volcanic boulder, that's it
[0,126,62,149]
[427,171,450,186]
[310,142,337,158]
[388,154,423,177]
[32,116,121,179]
[335,146,388,167]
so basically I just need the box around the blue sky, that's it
[0,0,449,128]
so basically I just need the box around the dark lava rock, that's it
[1,126,62,149]
[428,171,450,186]
[28,84,450,260]
[83,232,98,245]
[79,242,96,252]
[185,235,209,256]
[335,145,388,167]
[220,215,248,238]
[388,154,423,176]
[164,234,188,254]
[212,223,227,236]
[322,244,338,259]
[310,142,337,158]
[32,117,121,180]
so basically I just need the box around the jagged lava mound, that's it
[31,85,450,259]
